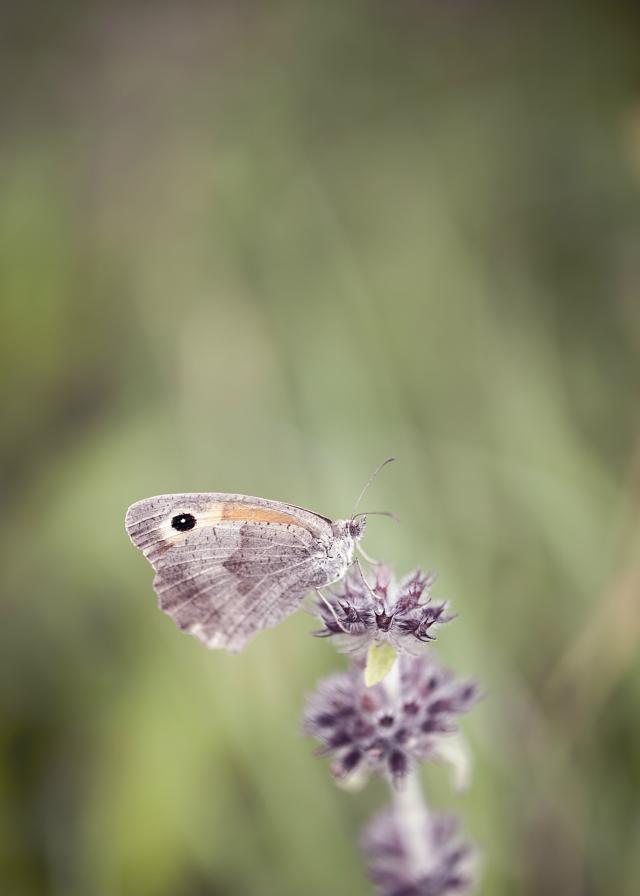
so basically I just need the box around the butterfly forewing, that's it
[125,493,340,651]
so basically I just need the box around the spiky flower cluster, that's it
[306,564,479,896]
[304,654,478,785]
[362,809,475,896]
[315,565,452,656]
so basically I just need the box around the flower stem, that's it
[384,660,434,879]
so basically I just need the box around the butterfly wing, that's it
[125,493,336,652]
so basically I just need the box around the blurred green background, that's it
[2,2,640,894]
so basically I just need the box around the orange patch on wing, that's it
[221,503,303,527]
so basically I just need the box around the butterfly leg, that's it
[357,543,382,566]
[350,558,380,604]
[314,587,350,633]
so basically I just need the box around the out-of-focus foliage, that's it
[1,2,639,895]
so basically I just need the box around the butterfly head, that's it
[348,515,368,539]
[342,510,398,541]
[331,516,366,546]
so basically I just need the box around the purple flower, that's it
[315,565,453,656]
[362,807,475,896]
[303,655,478,785]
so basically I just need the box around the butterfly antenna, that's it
[351,457,396,518]
[351,510,400,523]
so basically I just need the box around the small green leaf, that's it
[364,642,397,687]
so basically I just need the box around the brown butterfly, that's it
[125,461,394,652]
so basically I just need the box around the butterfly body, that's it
[125,492,366,652]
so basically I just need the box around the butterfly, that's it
[125,461,394,652]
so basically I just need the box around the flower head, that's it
[362,807,476,896]
[303,654,478,786]
[315,565,453,656]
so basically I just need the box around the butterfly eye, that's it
[171,513,196,532]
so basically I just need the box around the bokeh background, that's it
[2,2,640,894]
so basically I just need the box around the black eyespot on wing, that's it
[171,513,196,532]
